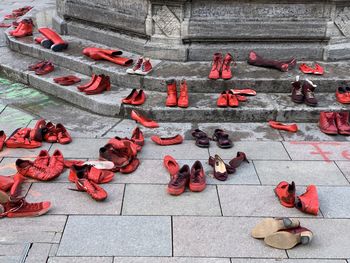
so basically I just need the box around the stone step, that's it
[6,33,350,94]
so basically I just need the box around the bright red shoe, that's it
[221,53,233,80]
[335,112,350,135]
[10,19,33,38]
[68,164,114,184]
[44,122,58,143]
[6,128,42,149]
[295,185,319,215]
[274,181,296,208]
[35,61,54,75]
[54,75,81,86]
[0,130,6,151]
[56,123,72,144]
[231,89,257,96]
[299,63,314,74]
[122,89,138,104]
[178,80,189,108]
[120,158,140,174]
[38,27,68,52]
[9,173,25,197]
[209,53,222,80]
[313,64,324,75]
[0,199,51,218]
[84,75,111,95]
[47,150,65,180]
[134,58,152,75]
[236,95,247,102]
[151,134,183,146]
[336,87,350,104]
[163,155,180,177]
[189,161,206,192]
[131,127,144,147]
[126,57,143,74]
[166,79,177,107]
[29,119,46,142]
[268,121,298,133]
[217,91,228,107]
[131,110,159,128]
[167,164,190,196]
[131,89,146,105]
[28,60,47,71]
[319,112,338,135]
[34,150,50,169]
[227,90,239,107]
[0,175,14,192]
[16,159,46,180]
[78,74,97,92]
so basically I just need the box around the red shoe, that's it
[0,175,14,192]
[231,89,257,96]
[166,79,177,107]
[16,159,45,180]
[0,23,11,28]
[43,122,58,143]
[131,127,144,147]
[78,74,97,92]
[189,161,206,192]
[227,90,239,107]
[236,95,247,102]
[83,48,133,66]
[274,181,296,208]
[38,27,68,52]
[68,164,114,184]
[151,134,183,146]
[295,185,319,215]
[0,130,6,151]
[47,150,65,181]
[131,110,159,128]
[10,19,33,38]
[336,87,350,104]
[268,121,298,133]
[299,63,314,74]
[28,60,47,71]
[56,123,72,144]
[134,58,152,75]
[221,53,233,80]
[208,156,236,175]
[0,198,51,218]
[217,91,228,107]
[319,112,338,135]
[131,89,146,105]
[54,75,81,86]
[209,53,222,80]
[126,57,143,74]
[167,164,190,196]
[335,112,350,135]
[84,75,111,95]
[120,158,140,174]
[122,89,138,104]
[35,61,54,75]
[83,47,122,56]
[34,150,50,169]
[313,64,324,75]
[29,119,46,142]
[178,80,189,108]
[229,152,249,168]
[6,128,42,149]
[163,155,180,176]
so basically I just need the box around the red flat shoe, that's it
[151,134,183,146]
[131,89,146,105]
[84,75,111,95]
[227,91,239,107]
[28,60,47,71]
[54,75,81,86]
[313,64,324,75]
[163,155,180,176]
[131,110,159,128]
[217,91,228,107]
[0,130,6,151]
[274,181,296,208]
[38,27,68,52]
[336,87,350,104]
[295,185,319,215]
[5,128,42,149]
[299,63,314,74]
[120,158,140,174]
[77,74,97,92]
[268,121,298,133]
[56,123,72,144]
[236,95,247,102]
[122,89,138,104]
[35,62,54,75]
[231,89,257,96]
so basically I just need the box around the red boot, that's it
[295,185,319,215]
[274,181,296,208]
[335,112,350,135]
[166,79,177,107]
[84,75,111,95]
[209,53,222,80]
[221,53,233,80]
[0,198,51,218]
[178,80,189,108]
[10,19,33,38]
[319,112,338,135]
[38,27,68,52]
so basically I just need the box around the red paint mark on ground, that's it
[342,150,350,160]
[290,141,342,162]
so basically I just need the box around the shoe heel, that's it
[282,218,299,228]
[300,231,313,244]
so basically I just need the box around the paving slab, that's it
[58,216,172,257]
[230,259,345,263]
[0,243,28,261]
[122,184,221,216]
[208,141,290,160]
[114,257,231,263]
[336,161,350,182]
[254,160,349,186]
[318,186,350,218]
[25,243,52,263]
[0,105,33,136]
[0,256,21,263]
[48,257,113,263]
[26,183,124,215]
[283,141,350,161]
[173,216,287,258]
[218,185,319,218]
[287,218,350,259]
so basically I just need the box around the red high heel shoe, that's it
[130,110,159,128]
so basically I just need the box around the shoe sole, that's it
[189,184,206,192]
[319,125,338,135]
[167,187,185,196]
[264,230,312,250]
[251,218,299,239]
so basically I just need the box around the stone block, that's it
[336,161,350,182]
[48,257,113,263]
[318,186,350,218]
[114,257,230,263]
[230,259,345,263]
[25,243,52,263]
[0,106,34,136]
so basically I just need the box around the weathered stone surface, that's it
[25,243,52,263]
[335,161,350,182]
[0,106,34,136]
[230,260,345,263]
[114,258,230,263]
[48,257,113,263]
[318,186,350,218]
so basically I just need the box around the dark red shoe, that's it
[178,80,189,108]
[167,164,190,196]
[33,150,50,169]
[269,121,298,133]
[302,79,318,107]
[38,27,68,52]
[163,155,180,177]
[43,122,58,143]
[131,110,159,128]
[217,91,228,107]
[134,58,152,75]
[291,76,304,104]
[16,159,46,180]
[229,152,249,168]
[336,87,350,104]
[0,198,51,218]
[221,53,233,80]
[131,89,146,105]
[295,185,319,215]
[209,53,222,80]
[120,158,140,174]
[131,127,144,147]
[319,112,338,135]
[68,164,114,184]
[208,156,236,175]
[335,112,350,135]
[212,129,233,149]
[212,155,228,181]
[29,119,46,142]
[274,181,296,208]
[189,161,206,192]
[122,89,138,104]
[35,61,54,75]
[28,60,47,71]
[78,74,97,92]
[166,79,177,107]
[151,134,183,146]
[227,90,239,107]
[54,75,81,86]
[84,75,111,95]
[56,123,72,144]
[0,130,6,151]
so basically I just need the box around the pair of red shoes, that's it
[5,128,41,149]
[151,134,183,146]
[30,119,72,144]
[167,160,206,196]
[336,87,350,104]
[122,89,146,105]
[209,53,233,80]
[28,60,54,75]
[268,121,298,133]
[16,150,65,181]
[83,47,133,66]
[131,110,159,128]
[54,75,81,86]
[126,57,153,75]
[299,63,324,75]
[9,18,33,38]
[36,27,68,52]
[77,74,111,95]
[166,79,189,108]
[319,111,350,135]
[275,181,319,215]
[4,6,32,20]
[217,90,246,107]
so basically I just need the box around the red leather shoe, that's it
[217,91,228,107]
[166,79,177,107]
[34,150,50,169]
[209,53,222,80]
[38,27,68,52]
[78,74,97,92]
[0,175,14,192]
[131,89,146,105]
[319,112,338,135]
[54,75,81,86]
[43,122,58,143]
[120,158,140,174]
[131,110,159,128]
[208,156,236,175]
[336,87,350,104]
[163,155,180,177]
[189,161,206,192]
[122,89,138,104]
[6,128,42,149]
[48,150,64,181]
[274,181,296,208]
[313,64,324,75]
[68,164,114,184]
[83,47,132,66]
[178,80,189,108]
[229,152,249,168]
[335,112,350,135]
[167,164,190,196]
[131,127,144,147]
[295,185,319,215]
[0,130,6,151]
[299,63,314,74]
[231,89,257,96]
[35,61,54,75]
[151,134,183,146]
[56,123,72,144]
[30,119,46,142]
[28,60,47,71]
[268,121,298,133]
[221,53,233,80]
[134,58,152,75]
[227,90,239,107]
[84,75,111,95]
[126,57,143,74]
[212,155,228,181]
[0,198,51,218]
[10,19,33,38]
